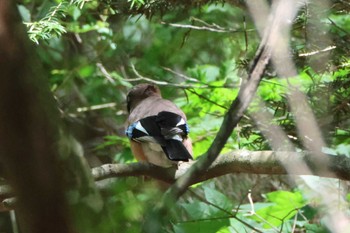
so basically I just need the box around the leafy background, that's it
[2,0,349,232]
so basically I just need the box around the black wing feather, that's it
[126,111,192,161]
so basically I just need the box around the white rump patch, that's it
[176,118,186,126]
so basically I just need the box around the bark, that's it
[0,1,103,232]
[92,151,350,185]
[0,1,75,232]
[2,150,349,210]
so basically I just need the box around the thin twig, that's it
[96,62,116,84]
[76,102,117,113]
[328,17,349,35]
[161,67,200,83]
[247,190,255,214]
[130,63,230,89]
[186,88,228,110]
[161,21,254,34]
[246,190,280,232]
[298,45,336,57]
[291,210,299,233]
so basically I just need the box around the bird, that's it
[125,83,193,167]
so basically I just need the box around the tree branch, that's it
[91,151,350,184]
[136,5,299,230]
[164,0,275,202]
[2,151,349,211]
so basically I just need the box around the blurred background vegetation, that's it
[2,0,349,232]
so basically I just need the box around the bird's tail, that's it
[162,139,193,161]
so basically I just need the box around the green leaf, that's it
[334,144,350,157]
[174,220,229,233]
[71,5,82,21]
[180,187,232,222]
[251,190,306,228]
[216,226,230,233]
[305,223,330,233]
[259,81,284,101]
[78,65,95,78]
[187,65,220,82]
[181,201,212,219]
[204,186,234,212]
[18,5,31,22]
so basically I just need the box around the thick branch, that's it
[2,151,349,211]
[165,2,273,201]
[91,151,350,184]
[92,162,176,183]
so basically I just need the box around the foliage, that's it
[22,1,67,43]
[250,191,306,229]
[9,0,350,232]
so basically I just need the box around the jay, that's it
[125,83,193,167]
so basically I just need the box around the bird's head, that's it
[126,83,162,113]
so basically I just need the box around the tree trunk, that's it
[0,1,104,232]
